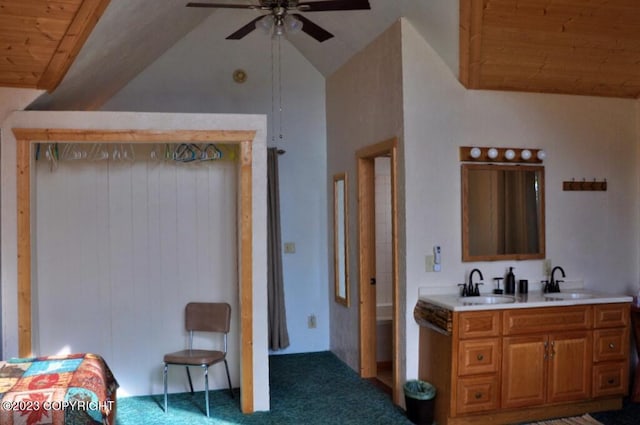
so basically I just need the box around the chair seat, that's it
[164,349,225,366]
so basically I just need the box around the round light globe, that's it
[505,149,516,160]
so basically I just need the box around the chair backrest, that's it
[185,302,231,334]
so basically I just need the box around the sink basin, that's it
[459,295,517,305]
[543,292,594,300]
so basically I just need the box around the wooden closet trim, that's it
[12,128,257,413]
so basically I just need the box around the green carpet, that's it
[115,351,413,424]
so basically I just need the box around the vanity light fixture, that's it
[459,146,545,164]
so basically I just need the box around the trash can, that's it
[403,380,436,425]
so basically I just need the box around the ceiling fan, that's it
[186,0,371,42]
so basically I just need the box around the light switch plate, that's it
[425,255,435,272]
[308,315,317,329]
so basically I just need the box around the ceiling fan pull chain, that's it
[270,37,276,144]
[278,36,283,141]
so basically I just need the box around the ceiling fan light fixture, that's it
[272,22,285,38]
[284,14,303,34]
[257,15,274,34]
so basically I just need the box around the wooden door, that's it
[502,335,547,408]
[547,331,592,403]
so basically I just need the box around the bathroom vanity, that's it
[415,292,632,425]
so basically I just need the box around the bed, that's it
[0,353,118,425]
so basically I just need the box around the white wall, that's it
[402,0,458,77]
[1,111,270,410]
[103,13,329,354]
[0,88,43,123]
[326,22,405,371]
[400,18,638,383]
[327,18,639,395]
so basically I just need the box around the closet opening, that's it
[13,128,257,413]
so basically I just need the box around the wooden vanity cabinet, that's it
[418,303,629,425]
[502,306,593,408]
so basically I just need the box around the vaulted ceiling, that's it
[0,0,639,111]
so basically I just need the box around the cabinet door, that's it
[547,331,592,403]
[502,335,547,408]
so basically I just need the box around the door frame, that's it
[357,137,400,403]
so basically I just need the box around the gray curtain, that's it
[267,148,290,350]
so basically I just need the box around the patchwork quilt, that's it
[0,353,118,425]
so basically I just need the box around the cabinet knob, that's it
[475,392,483,400]
[477,354,484,361]
[607,378,616,385]
[608,343,615,349]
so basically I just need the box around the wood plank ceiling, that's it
[0,0,109,92]
[460,0,640,98]
[0,0,639,100]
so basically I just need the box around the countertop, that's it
[418,291,633,312]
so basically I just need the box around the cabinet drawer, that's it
[458,338,501,376]
[594,304,630,329]
[594,328,628,362]
[503,306,591,335]
[456,375,500,415]
[457,311,501,339]
[593,362,628,397]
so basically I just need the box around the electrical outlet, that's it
[284,242,296,254]
[544,259,552,276]
[307,315,317,329]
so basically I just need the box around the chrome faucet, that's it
[461,268,484,296]
[547,266,565,293]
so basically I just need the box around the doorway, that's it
[357,137,400,404]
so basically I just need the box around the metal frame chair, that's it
[163,302,233,417]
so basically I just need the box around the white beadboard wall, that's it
[33,158,238,396]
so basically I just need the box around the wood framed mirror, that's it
[333,173,349,306]
[462,164,545,261]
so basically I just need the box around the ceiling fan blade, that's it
[226,15,266,39]
[292,14,333,42]
[186,2,259,9]
[297,0,370,12]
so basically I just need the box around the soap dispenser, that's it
[505,267,516,295]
